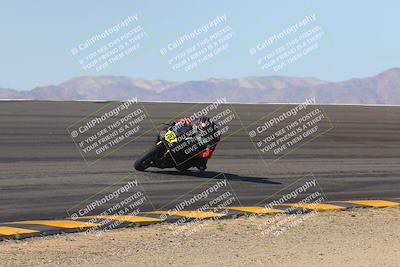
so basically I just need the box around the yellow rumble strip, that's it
[0,227,40,236]
[217,206,287,214]
[145,211,226,219]
[280,203,346,211]
[1,199,398,241]
[11,220,99,229]
[342,200,400,208]
[80,215,164,223]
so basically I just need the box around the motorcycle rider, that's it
[172,116,219,171]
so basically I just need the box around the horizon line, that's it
[2,67,399,92]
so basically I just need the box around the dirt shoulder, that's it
[1,207,399,267]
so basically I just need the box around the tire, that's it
[134,145,163,171]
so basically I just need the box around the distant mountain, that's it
[1,68,400,104]
[156,76,327,103]
[309,68,400,105]
[0,88,24,99]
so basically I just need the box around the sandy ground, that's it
[1,207,399,267]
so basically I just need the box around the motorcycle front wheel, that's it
[134,145,164,171]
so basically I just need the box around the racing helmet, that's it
[196,117,212,130]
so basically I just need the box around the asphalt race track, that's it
[0,101,399,222]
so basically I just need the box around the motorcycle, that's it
[134,117,220,172]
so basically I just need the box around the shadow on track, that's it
[145,170,281,185]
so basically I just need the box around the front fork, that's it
[153,140,175,169]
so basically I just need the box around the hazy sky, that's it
[1,0,399,90]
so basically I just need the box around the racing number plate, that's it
[164,130,177,144]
